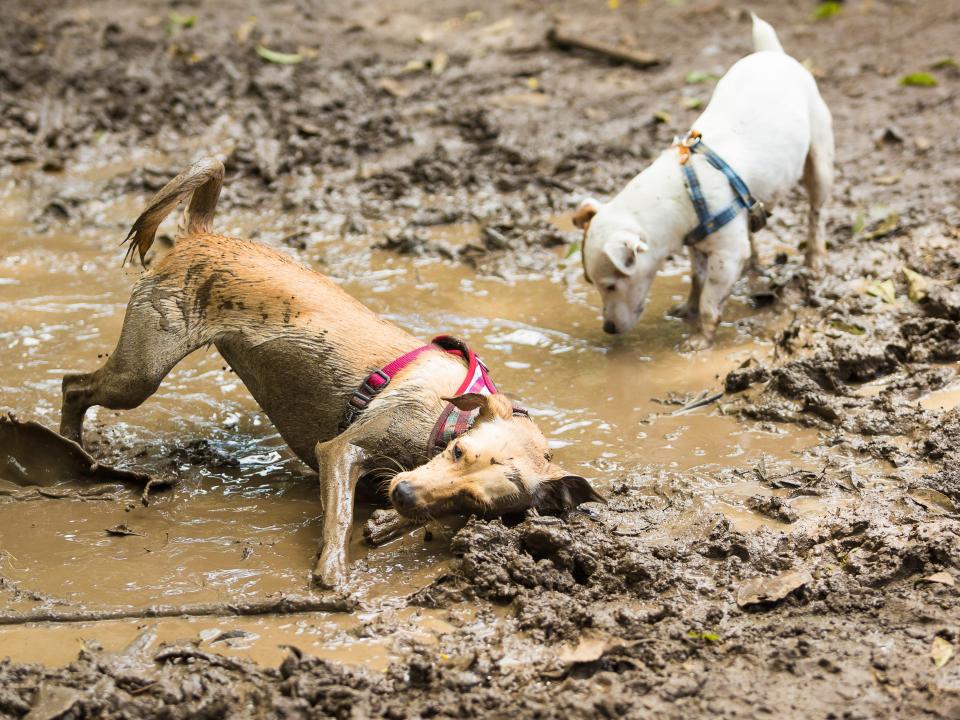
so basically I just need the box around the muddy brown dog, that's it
[59,158,602,589]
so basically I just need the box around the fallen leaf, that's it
[919,571,955,587]
[737,569,812,607]
[480,18,514,37]
[378,77,410,98]
[255,45,303,64]
[556,632,631,664]
[932,637,953,668]
[652,110,672,124]
[687,630,721,642]
[400,59,426,74]
[873,174,901,185]
[685,70,717,84]
[526,77,539,90]
[105,523,143,537]
[431,51,448,75]
[865,279,897,304]
[24,684,81,720]
[908,487,957,514]
[682,97,703,109]
[608,0,620,8]
[234,16,257,43]
[812,2,842,20]
[166,11,196,31]
[902,267,930,302]
[830,320,866,335]
[932,57,957,69]
[852,211,866,234]
[863,212,900,240]
[900,72,937,87]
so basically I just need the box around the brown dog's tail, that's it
[121,157,225,267]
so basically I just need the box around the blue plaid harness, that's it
[676,130,767,246]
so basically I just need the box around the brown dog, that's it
[59,159,602,588]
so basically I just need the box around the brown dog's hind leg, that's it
[60,281,203,446]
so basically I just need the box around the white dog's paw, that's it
[680,333,714,353]
[667,302,699,322]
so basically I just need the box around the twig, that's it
[0,593,355,626]
[672,391,724,415]
[547,27,663,69]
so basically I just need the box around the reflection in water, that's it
[0,168,837,667]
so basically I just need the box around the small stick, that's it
[672,391,724,416]
[547,27,663,68]
[0,593,355,626]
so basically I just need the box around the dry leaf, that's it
[932,637,954,668]
[431,51,448,75]
[920,571,955,587]
[902,267,930,302]
[378,78,410,98]
[234,16,257,43]
[555,632,635,665]
[873,174,901,185]
[908,487,957,514]
[737,569,812,607]
[865,279,897,304]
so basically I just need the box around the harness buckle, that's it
[360,369,391,396]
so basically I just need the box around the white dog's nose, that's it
[603,319,619,334]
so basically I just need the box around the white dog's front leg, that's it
[313,439,367,589]
[683,241,750,351]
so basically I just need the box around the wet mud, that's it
[2,0,960,718]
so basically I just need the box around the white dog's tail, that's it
[751,12,784,53]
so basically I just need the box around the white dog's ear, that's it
[603,235,648,275]
[572,198,602,230]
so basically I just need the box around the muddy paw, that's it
[311,551,346,590]
[680,333,714,353]
[666,302,698,321]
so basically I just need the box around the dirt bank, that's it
[1,0,959,718]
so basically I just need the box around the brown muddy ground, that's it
[1,0,959,718]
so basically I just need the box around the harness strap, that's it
[339,335,527,456]
[677,131,763,246]
[338,344,439,432]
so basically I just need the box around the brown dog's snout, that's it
[391,480,418,513]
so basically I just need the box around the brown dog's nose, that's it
[603,319,618,334]
[391,480,417,513]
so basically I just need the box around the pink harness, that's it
[339,335,522,456]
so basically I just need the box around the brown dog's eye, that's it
[452,444,464,461]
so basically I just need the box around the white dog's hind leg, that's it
[683,237,750,351]
[802,100,835,274]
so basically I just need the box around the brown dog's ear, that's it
[531,473,605,515]
[572,198,601,230]
[443,393,514,423]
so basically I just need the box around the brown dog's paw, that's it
[311,551,347,590]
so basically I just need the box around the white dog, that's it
[574,14,834,350]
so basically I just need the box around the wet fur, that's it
[59,159,593,589]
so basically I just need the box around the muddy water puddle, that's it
[0,164,896,668]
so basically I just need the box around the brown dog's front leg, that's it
[313,439,367,589]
